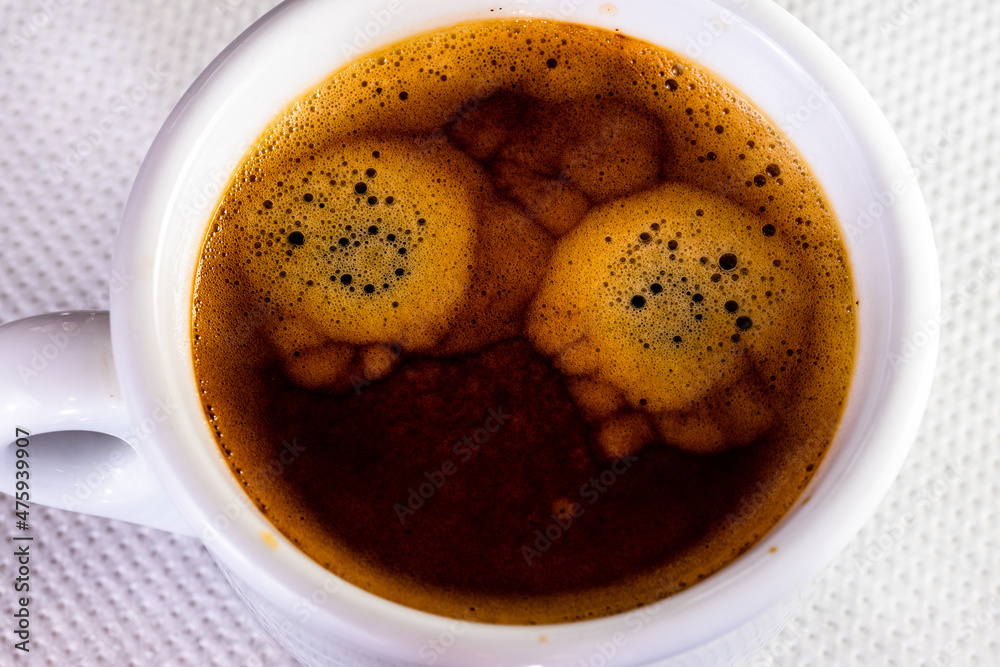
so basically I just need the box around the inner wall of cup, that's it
[164,0,891,506]
[145,0,896,660]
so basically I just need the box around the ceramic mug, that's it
[0,0,938,664]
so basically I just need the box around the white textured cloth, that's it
[0,1,997,665]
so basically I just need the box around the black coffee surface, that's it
[192,19,856,623]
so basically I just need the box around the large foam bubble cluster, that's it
[227,135,555,389]
[526,182,808,456]
[237,137,481,387]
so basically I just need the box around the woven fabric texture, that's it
[0,0,996,665]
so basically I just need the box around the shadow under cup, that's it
[110,0,938,664]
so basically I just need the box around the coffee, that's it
[191,19,855,624]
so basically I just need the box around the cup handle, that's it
[0,311,194,535]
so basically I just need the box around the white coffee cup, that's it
[0,0,938,664]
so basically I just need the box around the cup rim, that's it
[111,0,939,663]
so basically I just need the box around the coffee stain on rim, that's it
[261,531,278,549]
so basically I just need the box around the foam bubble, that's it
[237,136,483,385]
[526,181,809,456]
